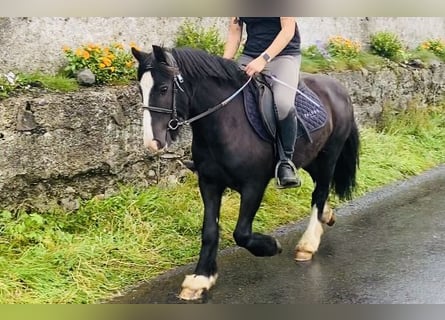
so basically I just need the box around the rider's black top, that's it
[238,17,301,58]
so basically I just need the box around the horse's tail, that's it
[331,120,360,200]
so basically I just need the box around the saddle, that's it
[243,74,328,144]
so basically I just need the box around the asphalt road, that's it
[109,165,445,304]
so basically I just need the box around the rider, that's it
[223,17,302,188]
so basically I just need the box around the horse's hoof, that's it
[327,213,336,226]
[178,287,204,301]
[178,274,217,301]
[294,250,313,261]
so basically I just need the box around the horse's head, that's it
[131,45,186,152]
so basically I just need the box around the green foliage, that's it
[327,35,362,59]
[357,103,445,189]
[0,74,15,98]
[370,31,405,61]
[301,42,385,73]
[0,211,70,248]
[18,73,78,92]
[62,43,136,85]
[377,103,445,141]
[303,44,329,60]
[175,20,225,56]
[301,44,332,72]
[417,38,445,60]
[409,48,440,64]
[0,72,78,99]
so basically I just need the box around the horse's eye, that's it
[160,85,168,95]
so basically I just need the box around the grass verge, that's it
[0,103,444,303]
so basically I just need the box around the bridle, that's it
[141,51,186,131]
[143,72,185,131]
[143,51,252,131]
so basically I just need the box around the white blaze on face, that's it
[140,72,158,151]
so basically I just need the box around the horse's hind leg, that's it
[179,179,224,300]
[295,177,335,261]
[233,184,282,257]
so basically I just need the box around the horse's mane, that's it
[171,47,247,87]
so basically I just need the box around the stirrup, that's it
[274,159,301,188]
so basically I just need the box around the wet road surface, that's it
[110,165,445,303]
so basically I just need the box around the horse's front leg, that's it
[179,178,224,301]
[233,184,282,257]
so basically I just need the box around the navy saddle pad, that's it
[243,80,328,143]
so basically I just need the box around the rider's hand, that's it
[244,57,267,77]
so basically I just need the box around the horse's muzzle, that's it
[144,139,162,152]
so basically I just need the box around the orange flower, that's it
[62,45,71,52]
[82,50,90,59]
[101,57,112,67]
[99,63,106,69]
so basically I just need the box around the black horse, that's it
[132,45,360,300]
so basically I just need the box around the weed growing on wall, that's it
[0,72,78,99]
[175,20,225,56]
[62,43,137,85]
[418,38,445,61]
[174,20,245,58]
[327,35,362,59]
[0,73,16,98]
[301,44,333,73]
[370,31,405,61]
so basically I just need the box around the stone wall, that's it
[1,17,445,74]
[1,62,444,211]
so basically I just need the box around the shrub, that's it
[327,35,362,59]
[62,42,137,85]
[301,44,333,73]
[174,20,226,56]
[370,31,404,61]
[418,38,445,60]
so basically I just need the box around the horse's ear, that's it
[131,46,143,62]
[152,45,167,64]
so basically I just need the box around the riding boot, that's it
[276,111,301,188]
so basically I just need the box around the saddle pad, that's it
[243,81,328,143]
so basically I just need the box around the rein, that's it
[180,76,252,126]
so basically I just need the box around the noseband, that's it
[145,51,252,131]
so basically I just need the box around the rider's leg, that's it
[276,108,300,187]
[268,54,302,188]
